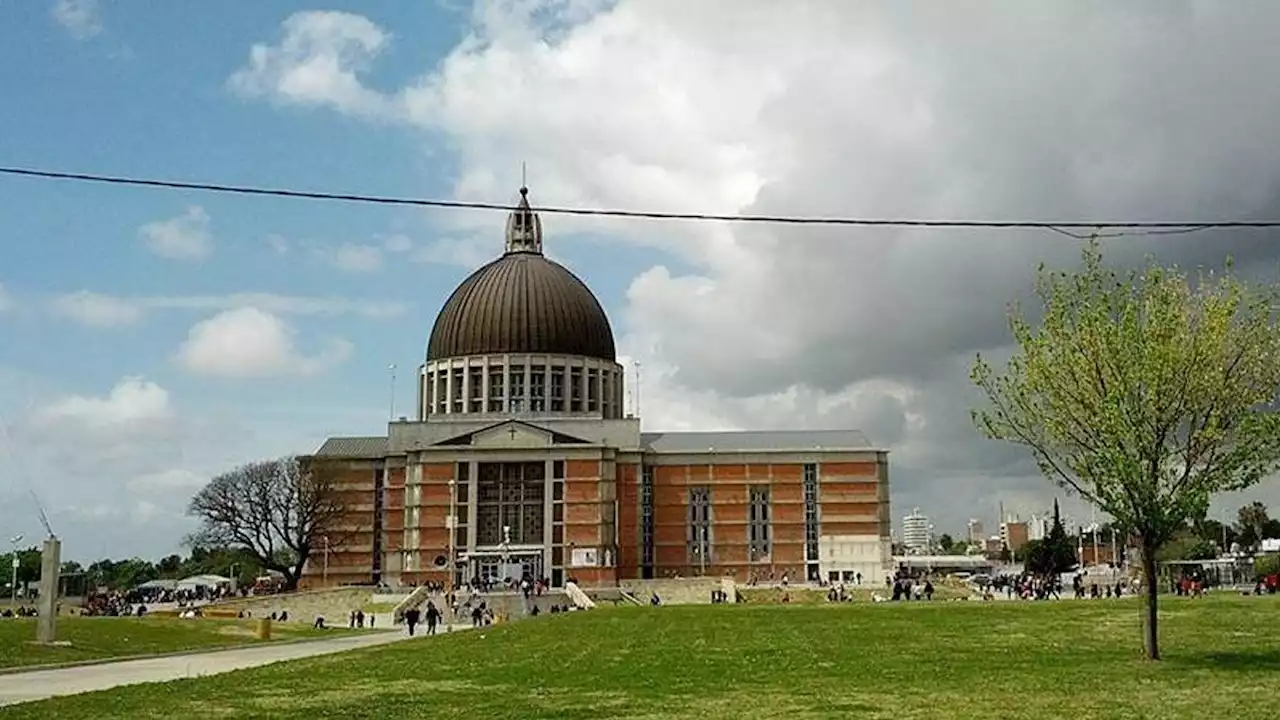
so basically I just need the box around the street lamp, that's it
[9,534,22,607]
[322,535,331,587]
[447,478,457,593]
[500,525,512,582]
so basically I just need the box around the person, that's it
[404,607,421,636]
[425,601,441,635]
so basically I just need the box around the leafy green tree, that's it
[1236,501,1271,550]
[937,533,955,553]
[971,240,1280,660]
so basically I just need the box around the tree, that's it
[1236,501,1271,550]
[938,533,955,553]
[187,456,347,591]
[971,240,1280,660]
[1026,500,1078,577]
[998,543,1012,564]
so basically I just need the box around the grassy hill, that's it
[8,594,1280,719]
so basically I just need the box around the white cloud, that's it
[50,291,144,328]
[0,283,13,314]
[175,307,353,378]
[49,291,404,328]
[233,3,1280,531]
[34,376,171,429]
[51,0,101,40]
[125,469,206,494]
[266,234,290,254]
[228,11,392,118]
[326,243,384,272]
[382,234,413,253]
[140,206,213,261]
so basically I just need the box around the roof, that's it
[640,429,879,453]
[313,436,388,458]
[426,252,616,362]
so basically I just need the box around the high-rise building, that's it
[902,508,930,554]
[1001,520,1030,554]
[299,188,895,589]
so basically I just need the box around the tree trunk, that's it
[1141,543,1161,661]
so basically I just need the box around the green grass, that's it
[7,594,1280,719]
[0,617,340,670]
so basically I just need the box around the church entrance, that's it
[467,551,544,585]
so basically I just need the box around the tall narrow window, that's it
[803,464,820,580]
[587,369,600,412]
[451,368,464,413]
[748,485,771,561]
[530,365,546,412]
[509,365,525,413]
[488,367,505,412]
[550,367,565,412]
[435,373,447,414]
[641,466,655,577]
[468,367,484,413]
[569,367,583,412]
[687,486,711,568]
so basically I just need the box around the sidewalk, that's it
[0,630,418,707]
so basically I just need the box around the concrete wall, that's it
[618,577,725,605]
[210,587,372,624]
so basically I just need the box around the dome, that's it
[427,253,616,361]
[426,189,616,362]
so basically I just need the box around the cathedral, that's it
[301,188,892,590]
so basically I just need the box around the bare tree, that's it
[187,456,346,591]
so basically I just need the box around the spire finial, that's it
[521,161,528,194]
[505,178,542,255]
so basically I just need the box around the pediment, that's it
[435,421,593,449]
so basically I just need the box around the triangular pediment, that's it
[434,420,593,449]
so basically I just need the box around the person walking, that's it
[404,607,421,637]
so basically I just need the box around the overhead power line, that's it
[2,165,1279,234]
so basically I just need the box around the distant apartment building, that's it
[966,519,985,545]
[1001,520,1030,554]
[902,508,931,554]
[1028,513,1049,542]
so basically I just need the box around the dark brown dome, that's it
[427,252,616,362]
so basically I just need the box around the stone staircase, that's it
[564,582,596,609]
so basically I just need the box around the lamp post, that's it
[447,478,457,593]
[500,525,512,583]
[8,534,22,607]
[322,535,330,587]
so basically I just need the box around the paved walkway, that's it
[0,630,424,707]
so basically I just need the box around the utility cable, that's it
[3,165,1278,236]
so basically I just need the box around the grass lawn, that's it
[7,594,1280,719]
[0,617,339,670]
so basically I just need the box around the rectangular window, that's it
[570,368,583,411]
[452,368,464,413]
[587,369,600,412]
[748,485,771,561]
[553,460,565,479]
[530,365,546,412]
[476,462,546,545]
[488,368,505,412]
[435,373,447,414]
[550,367,565,412]
[687,486,711,566]
[509,365,525,413]
[469,367,483,412]
[803,464,819,567]
[641,466,655,571]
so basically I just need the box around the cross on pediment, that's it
[508,425,519,440]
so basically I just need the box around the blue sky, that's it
[0,1,676,559]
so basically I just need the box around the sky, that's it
[3,0,1280,561]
